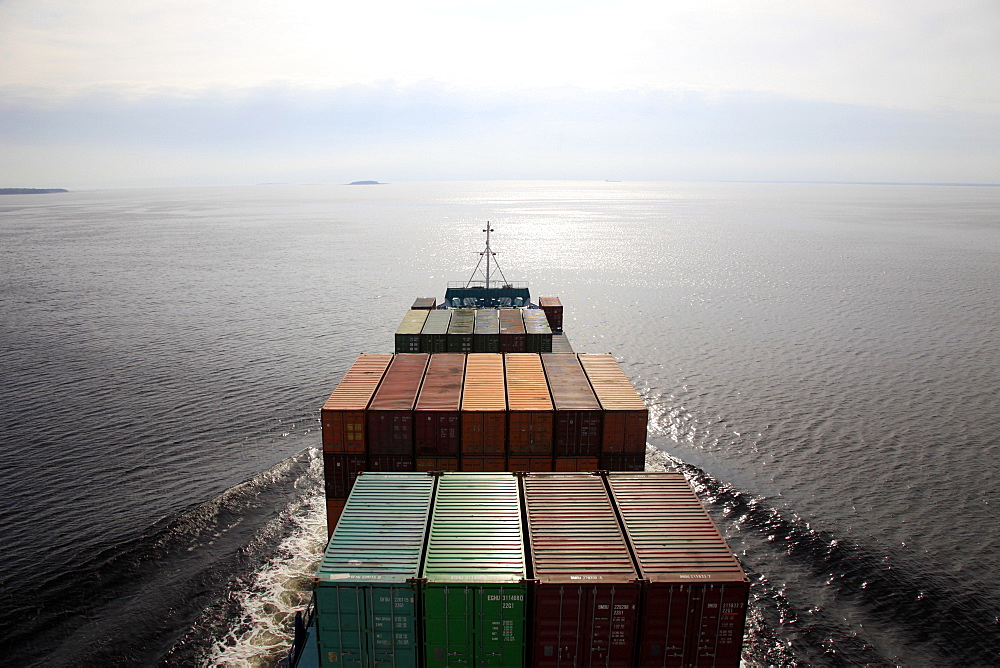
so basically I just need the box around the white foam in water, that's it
[207,453,328,667]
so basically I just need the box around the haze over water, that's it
[1,181,997,665]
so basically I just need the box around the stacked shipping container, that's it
[499,309,527,353]
[538,296,563,331]
[420,310,452,353]
[316,471,748,667]
[319,351,649,534]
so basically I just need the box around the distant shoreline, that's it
[0,188,68,195]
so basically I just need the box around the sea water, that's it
[1,181,997,666]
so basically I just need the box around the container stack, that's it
[538,296,563,331]
[319,352,648,534]
[394,309,430,353]
[314,471,749,667]
[522,309,553,352]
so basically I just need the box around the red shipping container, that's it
[524,473,641,667]
[554,456,599,472]
[499,309,527,353]
[411,297,437,310]
[460,456,506,472]
[461,353,507,455]
[607,472,750,668]
[599,453,646,472]
[415,456,460,472]
[325,497,347,537]
[367,454,415,472]
[366,353,429,455]
[414,353,465,456]
[542,354,603,456]
[321,353,393,453]
[507,455,553,472]
[322,453,367,498]
[579,354,648,454]
[538,297,563,331]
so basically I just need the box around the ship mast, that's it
[463,223,510,307]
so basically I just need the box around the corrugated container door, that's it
[422,473,527,667]
[461,353,507,456]
[395,309,430,353]
[523,473,641,667]
[367,354,429,455]
[606,472,750,668]
[420,310,452,353]
[541,353,603,456]
[505,353,554,456]
[321,354,394,454]
[315,473,436,668]
[322,453,367,497]
[578,354,649,455]
[414,353,465,456]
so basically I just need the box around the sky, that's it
[1,0,998,188]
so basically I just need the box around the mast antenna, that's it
[464,223,510,304]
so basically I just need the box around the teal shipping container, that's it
[447,309,476,353]
[522,310,553,353]
[314,473,437,668]
[474,309,501,352]
[421,310,452,353]
[422,473,527,666]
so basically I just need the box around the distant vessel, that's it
[281,226,749,667]
[347,180,381,185]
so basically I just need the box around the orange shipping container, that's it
[505,353,554,456]
[508,455,554,472]
[325,497,348,537]
[461,353,507,455]
[320,353,394,454]
[461,456,507,472]
[554,456,600,472]
[579,353,648,454]
[415,456,460,472]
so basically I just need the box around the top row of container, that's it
[396,307,560,354]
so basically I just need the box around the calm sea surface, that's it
[1,181,997,666]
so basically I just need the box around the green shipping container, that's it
[522,310,553,353]
[395,309,430,353]
[314,473,436,668]
[474,309,501,352]
[422,473,527,667]
[421,310,452,353]
[447,309,476,353]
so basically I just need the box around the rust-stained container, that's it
[414,353,465,456]
[505,353,554,456]
[395,309,430,353]
[499,309,527,353]
[541,353,603,456]
[579,354,648,454]
[461,353,507,455]
[415,456,460,471]
[460,455,507,472]
[607,472,750,667]
[325,497,347,537]
[321,353,394,454]
[554,455,600,472]
[507,455,553,472]
[474,309,500,352]
[412,297,437,310]
[523,473,641,667]
[368,454,416,472]
[538,297,563,331]
[522,310,553,353]
[447,309,476,353]
[599,453,646,471]
[367,353,429,455]
[323,453,367,498]
[420,309,452,353]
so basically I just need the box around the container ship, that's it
[284,227,750,667]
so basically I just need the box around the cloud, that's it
[2,84,996,187]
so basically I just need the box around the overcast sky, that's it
[1,0,998,188]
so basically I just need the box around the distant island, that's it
[347,180,381,185]
[0,188,68,195]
